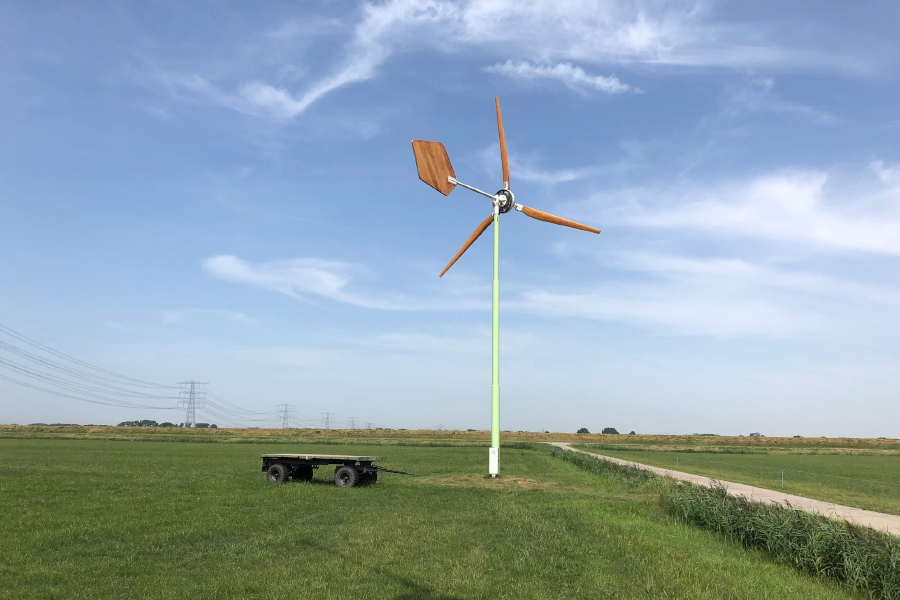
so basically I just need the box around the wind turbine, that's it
[412,97,600,476]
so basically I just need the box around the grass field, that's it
[0,438,862,600]
[572,445,900,516]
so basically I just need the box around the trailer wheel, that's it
[334,466,360,488]
[361,471,377,485]
[267,463,290,484]
[292,466,314,483]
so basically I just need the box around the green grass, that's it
[0,439,862,599]
[571,445,900,516]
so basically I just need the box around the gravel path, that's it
[552,442,900,536]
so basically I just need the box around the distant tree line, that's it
[116,420,216,428]
[577,427,632,435]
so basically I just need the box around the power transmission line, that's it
[205,390,279,416]
[0,323,177,388]
[0,357,178,400]
[0,323,378,430]
[0,323,372,431]
[0,341,179,397]
[289,415,321,427]
[0,372,179,410]
[277,404,295,429]
[0,322,185,414]
[177,381,207,427]
[202,398,279,422]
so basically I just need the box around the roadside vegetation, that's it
[0,436,858,600]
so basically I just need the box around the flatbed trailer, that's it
[260,453,412,487]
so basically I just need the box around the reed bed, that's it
[547,444,658,488]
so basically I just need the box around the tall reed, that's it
[659,482,900,599]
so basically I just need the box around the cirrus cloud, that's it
[484,60,637,94]
[152,0,861,120]
[604,163,900,255]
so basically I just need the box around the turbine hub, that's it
[495,189,514,214]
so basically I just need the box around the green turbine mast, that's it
[412,97,601,476]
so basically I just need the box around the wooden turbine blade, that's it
[495,97,509,189]
[412,140,456,196]
[520,205,600,234]
[440,214,495,277]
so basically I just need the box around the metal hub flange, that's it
[495,189,514,214]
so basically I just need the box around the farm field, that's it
[573,445,900,516]
[0,438,859,600]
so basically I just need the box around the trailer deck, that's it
[260,453,411,487]
[260,454,385,462]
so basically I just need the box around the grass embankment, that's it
[0,438,855,600]
[551,447,900,600]
[2,424,898,451]
[572,445,900,516]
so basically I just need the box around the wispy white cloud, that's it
[203,255,362,303]
[265,17,345,41]
[476,145,633,185]
[158,75,356,120]
[484,60,636,94]
[200,156,900,338]
[603,165,900,255]
[161,309,255,325]
[723,77,836,124]
[871,160,900,187]
[202,255,485,311]
[510,162,900,336]
[159,0,444,118]
[514,164,595,185]
[514,287,812,338]
[510,249,900,337]
[154,0,859,120]
[616,252,900,307]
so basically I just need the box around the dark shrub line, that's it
[549,446,900,600]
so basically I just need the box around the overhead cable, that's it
[0,323,177,389]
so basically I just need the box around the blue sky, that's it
[1,1,899,435]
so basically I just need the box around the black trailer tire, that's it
[334,466,360,488]
[267,463,290,484]
[361,471,377,485]
[292,465,314,483]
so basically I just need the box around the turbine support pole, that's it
[490,201,500,477]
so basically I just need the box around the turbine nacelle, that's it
[495,189,514,214]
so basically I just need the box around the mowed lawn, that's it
[0,440,859,600]
[574,446,900,516]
